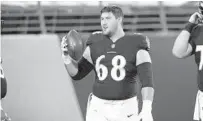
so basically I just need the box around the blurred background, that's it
[1,1,200,35]
[0,1,200,121]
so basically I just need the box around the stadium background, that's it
[0,1,199,121]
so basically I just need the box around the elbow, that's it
[71,74,83,81]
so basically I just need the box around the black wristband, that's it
[184,22,197,33]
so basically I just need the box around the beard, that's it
[102,29,112,37]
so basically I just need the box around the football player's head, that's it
[199,1,203,15]
[100,5,124,36]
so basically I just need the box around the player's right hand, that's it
[61,36,72,64]
[61,36,69,56]
[189,12,203,24]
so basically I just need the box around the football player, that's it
[61,5,154,121]
[1,58,11,121]
[172,1,203,121]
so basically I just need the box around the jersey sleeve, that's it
[137,34,150,51]
[71,57,94,80]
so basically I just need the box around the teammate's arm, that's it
[172,12,202,58]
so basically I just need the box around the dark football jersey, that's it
[1,63,7,99]
[189,24,203,91]
[87,32,149,100]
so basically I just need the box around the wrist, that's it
[142,100,152,112]
[62,54,72,65]
[184,22,196,33]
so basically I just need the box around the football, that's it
[64,30,86,61]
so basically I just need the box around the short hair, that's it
[100,5,124,19]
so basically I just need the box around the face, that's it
[100,12,120,36]
[199,1,203,14]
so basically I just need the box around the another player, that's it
[172,1,203,121]
[1,58,11,121]
[61,5,154,121]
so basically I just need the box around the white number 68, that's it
[95,55,126,81]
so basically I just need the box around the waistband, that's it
[89,93,138,105]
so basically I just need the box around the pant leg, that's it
[105,96,139,121]
[85,94,107,121]
[199,91,203,121]
[122,96,139,121]
[193,90,203,121]
[86,95,139,121]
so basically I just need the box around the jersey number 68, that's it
[95,55,126,81]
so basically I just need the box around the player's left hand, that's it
[137,100,153,121]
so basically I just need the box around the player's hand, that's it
[137,110,153,121]
[61,36,69,56]
[137,100,153,121]
[61,36,72,64]
[189,12,203,24]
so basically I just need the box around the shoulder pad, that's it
[92,31,102,35]
[87,31,103,46]
[134,33,150,50]
[133,32,143,35]
[133,33,145,38]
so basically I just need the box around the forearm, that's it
[141,87,154,111]
[138,62,154,111]
[63,54,94,80]
[141,87,154,101]
[62,54,78,77]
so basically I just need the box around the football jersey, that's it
[87,32,149,100]
[1,62,7,99]
[189,24,203,91]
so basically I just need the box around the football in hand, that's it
[64,30,86,61]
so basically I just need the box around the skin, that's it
[62,11,154,121]
[172,12,203,59]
